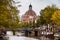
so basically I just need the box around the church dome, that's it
[25,10,36,16]
[24,4,36,16]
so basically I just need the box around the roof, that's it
[24,10,36,16]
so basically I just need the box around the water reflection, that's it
[5,31,39,40]
[0,38,5,40]
[0,37,8,40]
[4,35,55,40]
[40,36,54,40]
[2,31,59,40]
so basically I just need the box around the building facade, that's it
[21,4,39,23]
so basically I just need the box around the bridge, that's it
[0,28,54,39]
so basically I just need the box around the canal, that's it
[0,31,59,40]
[3,31,39,40]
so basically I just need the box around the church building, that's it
[21,4,39,23]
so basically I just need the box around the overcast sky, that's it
[14,0,60,17]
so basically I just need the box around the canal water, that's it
[8,36,38,40]
[6,31,39,40]
[0,31,57,40]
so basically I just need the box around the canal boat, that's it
[42,31,53,35]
